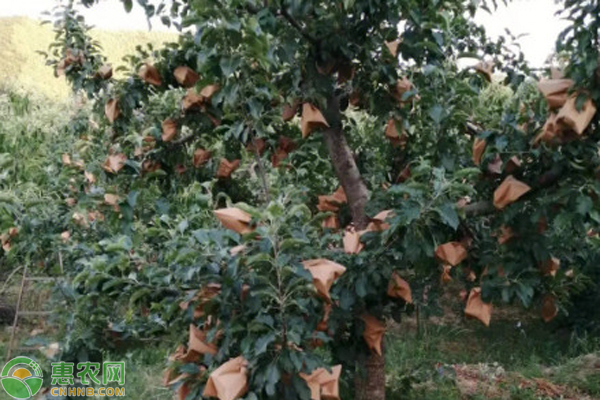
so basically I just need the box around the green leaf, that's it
[436,203,459,230]
[576,195,592,215]
[429,105,444,124]
[255,332,275,355]
[122,0,133,13]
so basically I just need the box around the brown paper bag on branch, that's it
[317,187,347,212]
[497,225,515,245]
[387,272,412,303]
[385,39,402,58]
[301,103,330,138]
[475,61,494,82]
[487,154,503,175]
[321,215,340,230]
[366,210,394,232]
[105,99,121,123]
[138,63,162,86]
[217,159,240,179]
[556,95,597,135]
[533,113,560,146]
[96,64,113,80]
[271,136,297,167]
[302,259,346,301]
[540,257,560,277]
[188,324,218,356]
[493,175,531,209]
[392,77,414,104]
[505,156,522,174]
[200,84,220,102]
[385,119,408,148]
[102,154,127,174]
[316,303,332,332]
[180,283,222,319]
[202,356,248,400]
[161,119,178,142]
[183,85,219,111]
[169,344,200,364]
[441,265,452,284]
[435,242,467,266]
[214,208,253,234]
[361,314,385,356]
[193,148,211,168]
[246,138,266,155]
[537,79,574,109]
[472,138,486,166]
[299,365,342,400]
[465,287,492,327]
[541,294,558,323]
[343,227,364,254]
[174,66,199,88]
[183,89,203,111]
[282,102,299,122]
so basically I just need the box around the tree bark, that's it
[321,95,385,400]
[322,95,370,230]
[354,350,386,400]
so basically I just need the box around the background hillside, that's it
[0,17,175,100]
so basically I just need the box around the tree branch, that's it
[250,135,271,203]
[463,166,566,217]
[278,7,319,45]
[168,133,196,148]
[464,201,494,216]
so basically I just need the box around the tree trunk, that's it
[354,350,386,400]
[321,95,385,400]
[322,95,370,229]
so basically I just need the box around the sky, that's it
[0,0,568,67]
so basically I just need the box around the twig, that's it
[169,133,196,148]
[251,135,271,203]
[279,7,319,45]
[0,266,24,296]
[463,200,494,216]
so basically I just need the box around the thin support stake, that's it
[6,266,27,361]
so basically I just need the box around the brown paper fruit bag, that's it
[537,79,574,109]
[102,154,127,174]
[202,356,248,400]
[387,272,412,303]
[435,242,468,266]
[301,103,330,138]
[214,208,253,234]
[161,119,178,142]
[217,159,241,179]
[465,287,492,327]
[188,324,218,356]
[138,63,162,86]
[361,314,385,356]
[302,259,346,301]
[105,99,121,123]
[193,148,212,167]
[472,138,486,166]
[493,175,531,209]
[174,66,199,88]
[556,94,597,135]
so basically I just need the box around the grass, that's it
[4,316,596,400]
[384,316,600,399]
[0,17,175,100]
